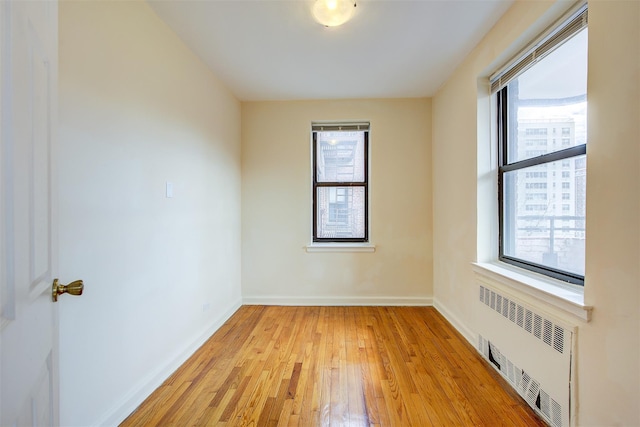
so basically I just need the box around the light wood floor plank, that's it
[121,306,546,427]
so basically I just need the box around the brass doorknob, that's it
[52,279,84,302]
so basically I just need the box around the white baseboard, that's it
[95,297,243,427]
[433,298,477,346]
[242,295,433,306]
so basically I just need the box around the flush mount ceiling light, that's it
[312,0,357,27]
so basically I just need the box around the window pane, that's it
[316,131,365,183]
[507,29,588,164]
[316,186,365,239]
[503,155,586,276]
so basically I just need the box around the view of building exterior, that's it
[315,131,367,240]
[509,111,587,276]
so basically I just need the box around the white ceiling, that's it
[148,0,514,101]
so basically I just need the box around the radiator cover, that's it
[476,284,575,427]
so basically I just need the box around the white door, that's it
[0,1,77,425]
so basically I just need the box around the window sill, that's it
[305,243,376,253]
[472,262,592,322]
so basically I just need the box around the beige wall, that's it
[432,0,639,425]
[581,1,639,424]
[58,1,242,425]
[242,99,432,303]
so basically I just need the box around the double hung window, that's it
[493,6,588,285]
[312,123,369,243]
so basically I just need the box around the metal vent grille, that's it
[478,284,573,427]
[479,285,566,354]
[479,335,565,427]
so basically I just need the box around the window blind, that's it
[312,122,370,132]
[490,4,588,94]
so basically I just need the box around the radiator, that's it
[476,284,575,427]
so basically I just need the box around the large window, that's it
[312,123,369,242]
[493,6,587,285]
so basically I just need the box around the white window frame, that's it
[306,122,375,253]
[492,4,588,286]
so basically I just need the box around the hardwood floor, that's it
[120,306,545,426]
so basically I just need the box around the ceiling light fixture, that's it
[312,0,356,27]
